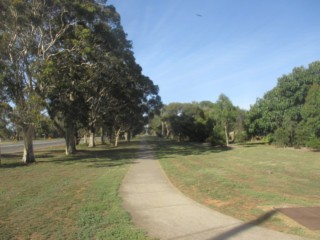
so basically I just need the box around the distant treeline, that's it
[150,61,320,149]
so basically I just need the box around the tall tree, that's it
[0,102,12,140]
[0,0,90,162]
[299,84,320,148]
[159,103,211,142]
[215,94,236,146]
[246,61,320,146]
[1,0,161,158]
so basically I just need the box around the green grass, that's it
[0,140,151,240]
[154,139,320,239]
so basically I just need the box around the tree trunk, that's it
[165,121,170,138]
[101,127,106,145]
[15,129,21,141]
[88,127,96,148]
[114,128,121,147]
[65,124,76,155]
[128,131,132,142]
[124,132,129,142]
[83,132,88,145]
[109,131,115,147]
[161,121,165,136]
[224,124,229,147]
[22,125,35,164]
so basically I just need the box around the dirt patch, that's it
[204,198,231,207]
[276,206,320,230]
[30,232,44,240]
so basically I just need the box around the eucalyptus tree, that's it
[0,67,11,139]
[0,0,106,162]
[245,99,263,138]
[159,103,210,142]
[0,102,12,140]
[160,103,183,139]
[78,4,134,148]
[299,84,320,148]
[102,18,163,145]
[102,69,161,147]
[215,94,237,146]
[43,49,90,154]
[246,61,320,146]
[1,0,161,159]
[39,1,135,152]
[36,1,114,154]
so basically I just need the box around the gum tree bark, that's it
[22,125,35,163]
[0,1,76,163]
[101,127,107,145]
[114,128,121,147]
[65,124,76,155]
[224,124,229,147]
[88,126,96,148]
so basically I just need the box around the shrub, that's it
[209,125,225,146]
[235,131,247,143]
[274,128,290,147]
[306,137,320,150]
[263,134,274,145]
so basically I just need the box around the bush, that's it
[235,131,247,143]
[274,128,290,147]
[209,125,225,146]
[306,137,320,150]
[295,122,318,148]
[263,134,274,145]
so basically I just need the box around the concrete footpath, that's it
[119,142,304,240]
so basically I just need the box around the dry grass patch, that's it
[155,139,320,239]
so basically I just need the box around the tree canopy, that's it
[0,0,161,162]
[150,98,245,146]
[1,0,319,159]
[246,61,320,148]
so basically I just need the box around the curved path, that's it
[120,141,304,240]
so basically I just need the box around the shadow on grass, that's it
[0,162,27,169]
[1,137,235,169]
[46,139,195,167]
[0,144,140,169]
[45,146,142,168]
[148,138,232,160]
[0,153,33,168]
[236,142,267,148]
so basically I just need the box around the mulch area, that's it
[276,207,320,230]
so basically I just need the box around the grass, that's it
[0,140,152,240]
[2,137,319,239]
[154,139,320,239]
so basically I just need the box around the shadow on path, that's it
[209,210,277,240]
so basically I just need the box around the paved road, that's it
[120,141,305,240]
[0,139,65,154]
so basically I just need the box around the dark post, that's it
[0,138,2,166]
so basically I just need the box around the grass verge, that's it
[0,141,151,240]
[154,139,320,239]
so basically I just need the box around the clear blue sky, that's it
[108,0,320,109]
